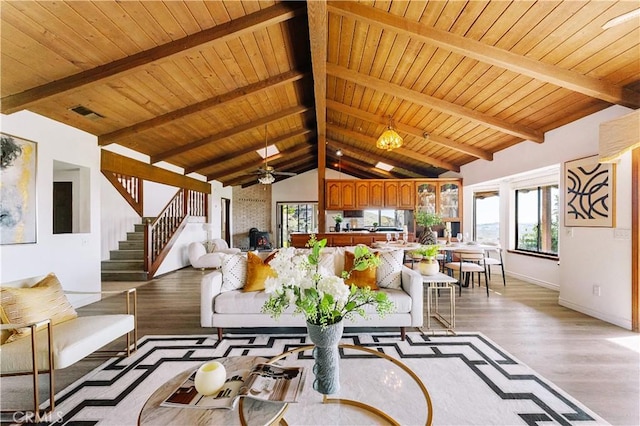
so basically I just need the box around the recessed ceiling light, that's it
[602,8,640,29]
[336,149,343,157]
[256,144,279,158]
[375,161,393,171]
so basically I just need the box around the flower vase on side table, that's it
[307,320,344,395]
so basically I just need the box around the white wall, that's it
[461,105,634,329]
[143,181,180,217]
[209,180,233,240]
[270,169,357,240]
[100,176,140,260]
[1,111,102,307]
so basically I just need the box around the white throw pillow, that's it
[318,253,336,278]
[220,253,247,292]
[376,249,404,289]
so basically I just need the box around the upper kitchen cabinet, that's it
[325,180,356,209]
[416,179,462,221]
[397,180,415,209]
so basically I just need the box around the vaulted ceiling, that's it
[1,1,638,187]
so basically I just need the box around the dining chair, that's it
[483,243,506,286]
[444,248,489,297]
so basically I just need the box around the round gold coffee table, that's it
[267,344,433,426]
[138,356,287,426]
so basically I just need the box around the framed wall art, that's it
[564,155,615,228]
[0,133,38,244]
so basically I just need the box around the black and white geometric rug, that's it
[37,332,608,425]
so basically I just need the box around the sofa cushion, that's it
[376,249,404,289]
[0,273,78,344]
[220,253,247,292]
[243,252,276,292]
[344,251,379,290]
[0,314,134,372]
[213,287,411,315]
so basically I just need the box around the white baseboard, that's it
[559,297,632,330]
[507,271,559,291]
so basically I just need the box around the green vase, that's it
[306,320,343,395]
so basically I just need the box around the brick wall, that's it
[232,184,271,249]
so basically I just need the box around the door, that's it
[53,181,73,234]
[277,203,318,247]
[221,198,231,246]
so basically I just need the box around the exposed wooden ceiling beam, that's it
[185,129,313,175]
[327,123,459,172]
[152,105,312,163]
[307,0,328,141]
[326,163,374,180]
[99,71,307,146]
[328,63,544,143]
[207,144,313,182]
[327,100,492,161]
[307,0,328,230]
[326,135,443,176]
[327,153,404,179]
[0,3,305,114]
[329,1,640,109]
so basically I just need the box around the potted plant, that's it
[415,210,443,245]
[333,214,343,232]
[412,244,440,276]
[261,235,394,394]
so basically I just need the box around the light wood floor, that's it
[7,268,640,425]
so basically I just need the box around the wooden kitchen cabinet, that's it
[326,180,342,210]
[416,179,462,221]
[341,181,356,209]
[369,180,384,207]
[325,178,461,216]
[384,181,399,208]
[397,180,415,209]
[438,180,460,220]
[355,181,370,209]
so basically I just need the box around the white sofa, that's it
[188,239,241,270]
[200,247,424,340]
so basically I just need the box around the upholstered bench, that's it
[0,273,137,422]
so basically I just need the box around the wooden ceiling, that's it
[2,1,638,187]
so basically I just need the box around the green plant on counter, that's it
[333,214,343,223]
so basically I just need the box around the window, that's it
[473,191,499,243]
[515,185,558,255]
[363,209,408,228]
[277,203,318,247]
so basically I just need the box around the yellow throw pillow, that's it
[344,251,379,290]
[0,273,78,344]
[243,252,276,292]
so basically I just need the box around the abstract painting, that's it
[0,133,37,244]
[564,155,615,227]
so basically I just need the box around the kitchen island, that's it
[290,232,415,248]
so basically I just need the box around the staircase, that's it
[101,223,149,281]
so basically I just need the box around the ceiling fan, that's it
[251,125,297,184]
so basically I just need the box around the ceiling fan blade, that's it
[271,171,297,176]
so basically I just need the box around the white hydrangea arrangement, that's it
[262,235,394,328]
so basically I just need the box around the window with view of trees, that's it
[473,191,500,243]
[515,185,559,255]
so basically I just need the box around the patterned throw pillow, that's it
[376,249,404,289]
[220,253,247,292]
[0,273,78,344]
[243,252,276,292]
[343,250,379,290]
